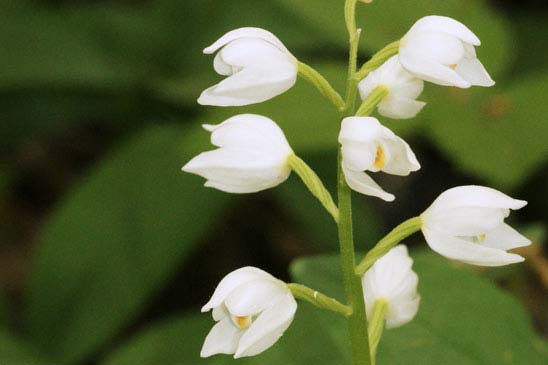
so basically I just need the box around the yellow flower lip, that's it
[374,145,387,170]
[235,315,252,329]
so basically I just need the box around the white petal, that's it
[235,293,297,358]
[403,32,465,66]
[386,296,420,329]
[197,63,297,107]
[342,166,395,202]
[407,16,481,46]
[200,317,243,357]
[422,227,525,266]
[425,185,527,217]
[225,280,287,316]
[482,223,531,250]
[363,245,415,299]
[381,133,421,175]
[203,27,290,55]
[378,97,426,119]
[202,267,276,312]
[203,114,291,154]
[425,206,508,236]
[341,142,376,171]
[182,148,291,193]
[398,52,470,88]
[203,179,286,194]
[455,58,495,87]
[390,77,425,100]
[362,245,420,328]
[338,117,384,144]
[218,38,292,68]
[213,52,234,76]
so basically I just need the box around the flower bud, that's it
[198,27,298,106]
[200,267,297,358]
[421,185,530,266]
[399,16,494,88]
[182,114,293,193]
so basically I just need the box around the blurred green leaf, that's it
[0,1,138,89]
[24,124,232,364]
[0,291,49,365]
[0,292,8,326]
[275,0,512,77]
[422,70,548,189]
[103,305,348,365]
[509,13,548,78]
[102,314,217,365]
[0,331,45,365]
[291,251,548,364]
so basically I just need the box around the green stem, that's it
[356,41,400,80]
[340,1,371,364]
[288,154,339,223]
[355,216,422,276]
[343,0,360,115]
[368,299,389,365]
[337,150,371,365]
[355,85,389,117]
[287,283,352,317]
[298,62,345,111]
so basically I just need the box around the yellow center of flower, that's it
[470,234,487,244]
[374,146,387,170]
[235,315,252,329]
[449,64,457,70]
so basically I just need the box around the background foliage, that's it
[0,0,547,364]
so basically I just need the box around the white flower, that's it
[399,15,495,88]
[421,185,531,266]
[182,114,293,193]
[362,245,420,329]
[338,117,420,201]
[358,56,426,119]
[198,27,298,106]
[200,267,297,358]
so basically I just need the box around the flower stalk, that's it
[355,85,389,117]
[287,283,352,317]
[356,41,400,80]
[356,216,422,276]
[298,62,345,111]
[368,299,389,365]
[287,154,339,222]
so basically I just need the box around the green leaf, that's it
[0,331,46,365]
[0,1,137,89]
[0,289,47,365]
[291,251,548,364]
[422,70,548,189]
[0,291,8,327]
[102,307,348,365]
[101,314,214,365]
[275,0,512,77]
[508,13,548,77]
[24,125,232,364]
